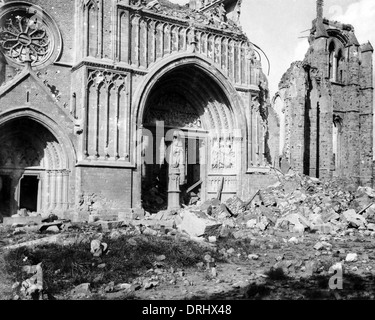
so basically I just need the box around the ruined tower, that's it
[274,0,374,186]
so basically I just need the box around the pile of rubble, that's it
[175,172,375,239]
[2,171,375,247]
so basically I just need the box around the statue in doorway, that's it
[168,131,185,210]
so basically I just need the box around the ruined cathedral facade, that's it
[0,0,274,219]
[273,1,374,187]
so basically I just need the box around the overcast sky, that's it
[171,0,375,97]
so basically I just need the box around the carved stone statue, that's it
[168,132,185,210]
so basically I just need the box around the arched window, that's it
[336,49,344,83]
[328,41,336,81]
[332,115,342,172]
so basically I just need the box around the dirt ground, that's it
[1,222,374,301]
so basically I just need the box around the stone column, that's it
[168,167,181,211]
[62,170,70,210]
[48,171,57,211]
[55,170,63,211]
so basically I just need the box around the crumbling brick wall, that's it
[274,16,374,187]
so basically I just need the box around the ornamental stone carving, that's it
[0,2,62,69]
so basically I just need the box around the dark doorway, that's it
[19,176,39,212]
[141,128,205,212]
[0,175,11,217]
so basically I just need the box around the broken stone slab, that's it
[276,213,311,231]
[46,226,60,233]
[342,209,367,228]
[367,223,375,231]
[322,211,340,223]
[178,211,222,238]
[3,216,43,226]
[39,222,64,232]
[115,283,133,292]
[314,241,332,251]
[288,237,299,244]
[232,229,253,239]
[3,233,92,251]
[143,227,159,236]
[71,283,91,297]
[3,235,63,250]
[345,253,358,262]
[246,219,257,229]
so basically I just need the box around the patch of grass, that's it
[3,234,222,296]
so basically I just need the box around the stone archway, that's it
[0,116,71,217]
[135,58,244,212]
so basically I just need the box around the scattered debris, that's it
[20,263,44,300]
[345,253,358,263]
[90,239,108,257]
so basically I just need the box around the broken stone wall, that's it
[273,18,374,187]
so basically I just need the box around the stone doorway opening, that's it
[139,63,239,212]
[0,117,70,216]
[0,175,11,219]
[18,175,39,213]
[141,127,207,213]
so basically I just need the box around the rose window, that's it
[0,4,62,69]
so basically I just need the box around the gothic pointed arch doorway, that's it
[138,62,243,213]
[0,117,71,217]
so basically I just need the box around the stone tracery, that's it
[0,14,51,65]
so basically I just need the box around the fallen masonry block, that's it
[276,213,310,232]
[322,211,340,223]
[90,239,108,257]
[3,235,62,250]
[342,209,367,228]
[345,253,358,262]
[178,211,222,238]
[3,216,42,226]
[3,233,91,250]
[231,229,253,240]
[71,283,91,297]
[314,241,332,251]
[39,222,64,232]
